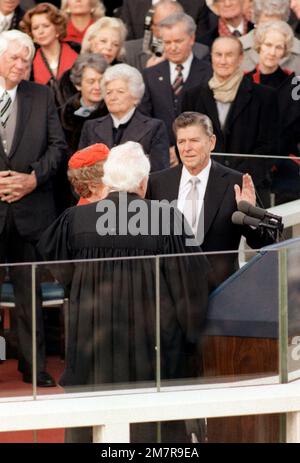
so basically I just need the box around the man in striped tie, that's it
[139,12,212,165]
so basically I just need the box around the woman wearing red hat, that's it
[67,143,109,205]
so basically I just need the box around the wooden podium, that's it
[201,247,288,443]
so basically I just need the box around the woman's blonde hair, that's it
[254,20,294,57]
[60,0,105,20]
[81,16,127,60]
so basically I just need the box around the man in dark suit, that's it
[202,0,254,47]
[182,35,278,207]
[139,12,212,157]
[124,0,209,72]
[0,30,66,386]
[147,112,275,287]
[0,0,24,32]
[120,0,211,41]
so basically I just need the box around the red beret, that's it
[68,143,110,169]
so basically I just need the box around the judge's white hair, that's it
[0,30,35,61]
[103,142,150,193]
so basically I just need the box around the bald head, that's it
[211,36,244,82]
[152,0,184,37]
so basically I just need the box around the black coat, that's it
[147,161,274,286]
[139,57,212,145]
[61,92,108,153]
[119,0,211,41]
[37,192,210,386]
[182,76,279,191]
[79,109,170,172]
[0,81,67,240]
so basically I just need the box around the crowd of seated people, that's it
[1,0,300,403]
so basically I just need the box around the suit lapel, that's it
[166,165,182,203]
[201,87,224,142]
[120,111,150,143]
[203,161,231,236]
[8,83,32,159]
[224,77,252,132]
[93,115,114,147]
[154,61,175,118]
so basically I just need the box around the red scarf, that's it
[33,43,78,85]
[64,19,94,44]
[251,65,292,84]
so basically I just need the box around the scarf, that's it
[218,17,248,37]
[208,70,244,103]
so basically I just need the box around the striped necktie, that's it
[0,91,12,128]
[172,64,184,96]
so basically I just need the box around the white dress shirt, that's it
[177,160,212,235]
[110,107,136,128]
[0,12,13,32]
[227,21,244,36]
[169,53,194,85]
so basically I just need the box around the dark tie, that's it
[172,64,184,96]
[232,30,241,37]
[0,91,12,128]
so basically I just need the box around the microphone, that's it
[232,211,261,228]
[238,200,282,222]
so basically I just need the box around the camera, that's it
[150,36,164,57]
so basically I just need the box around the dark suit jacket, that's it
[120,0,210,41]
[124,38,210,72]
[139,57,212,145]
[0,81,67,241]
[147,161,274,286]
[182,76,279,188]
[78,109,170,172]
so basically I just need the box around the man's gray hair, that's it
[70,53,108,87]
[253,0,290,24]
[254,20,294,57]
[101,63,145,103]
[173,112,215,138]
[0,30,35,61]
[103,142,150,193]
[154,0,183,14]
[159,12,196,35]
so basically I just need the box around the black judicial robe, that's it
[37,192,209,388]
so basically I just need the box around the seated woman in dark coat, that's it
[246,20,300,203]
[20,2,79,107]
[60,53,108,153]
[79,63,170,172]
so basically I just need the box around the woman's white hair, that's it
[254,20,294,57]
[81,16,127,60]
[101,63,145,103]
[0,30,35,61]
[253,0,290,24]
[60,0,105,20]
[103,142,150,193]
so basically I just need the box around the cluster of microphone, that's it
[232,201,283,235]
